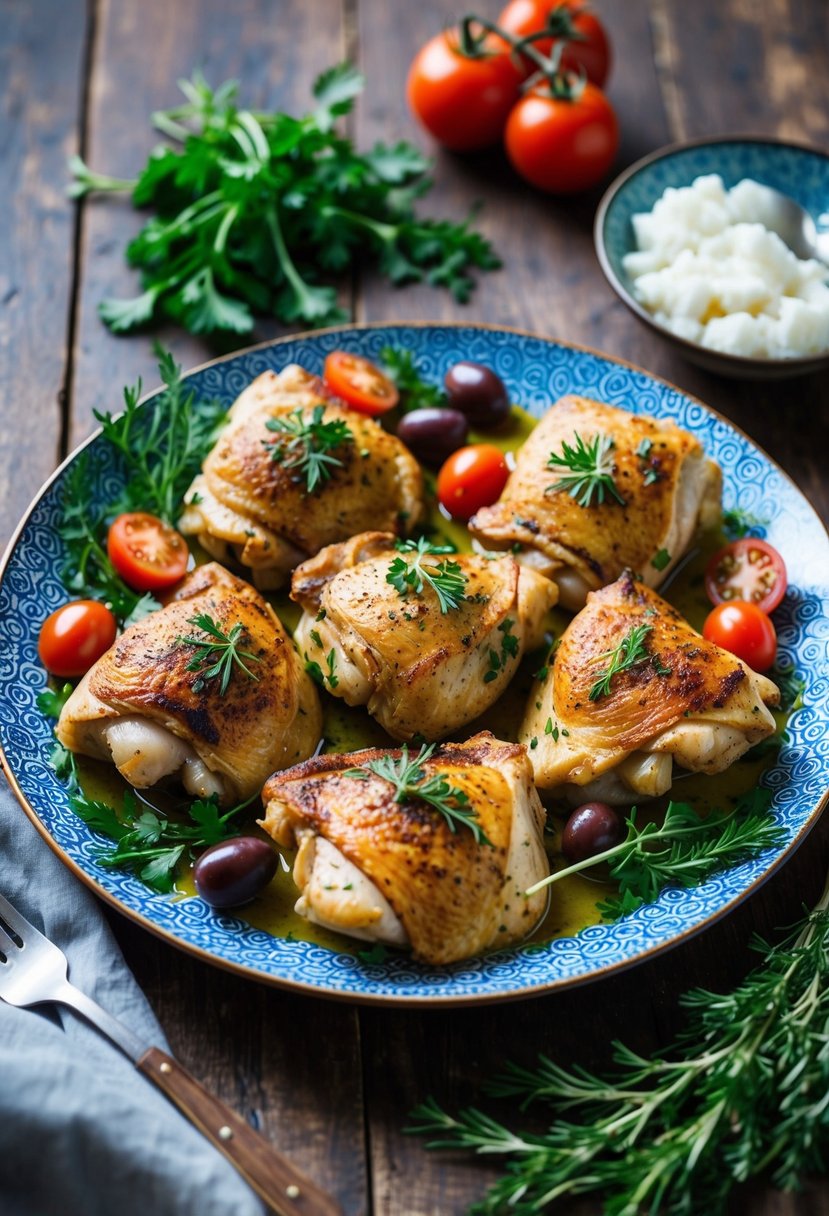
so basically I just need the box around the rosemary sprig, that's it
[588,622,671,701]
[345,743,491,846]
[546,431,626,508]
[176,612,262,694]
[525,788,782,910]
[386,537,469,613]
[263,404,353,492]
[410,865,829,1215]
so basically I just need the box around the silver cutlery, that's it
[0,889,342,1216]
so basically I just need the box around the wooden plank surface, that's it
[2,1,829,1214]
[0,0,87,542]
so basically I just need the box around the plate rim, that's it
[2,320,828,1007]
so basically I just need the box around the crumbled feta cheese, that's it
[622,174,829,358]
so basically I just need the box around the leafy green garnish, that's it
[264,405,353,493]
[386,537,468,614]
[69,67,499,335]
[588,623,671,701]
[380,346,445,413]
[722,506,769,538]
[176,613,262,695]
[345,743,491,846]
[36,683,74,719]
[651,547,671,571]
[546,431,625,508]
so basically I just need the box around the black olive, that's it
[194,836,278,908]
[561,802,624,864]
[444,361,510,429]
[396,407,469,466]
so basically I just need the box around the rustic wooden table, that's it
[3,1,828,1212]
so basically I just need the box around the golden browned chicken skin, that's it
[520,571,779,803]
[179,365,424,588]
[291,532,557,741]
[56,563,322,804]
[469,395,721,610]
[260,732,549,964]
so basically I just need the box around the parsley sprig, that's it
[546,431,626,508]
[411,812,828,1215]
[264,405,353,493]
[69,67,498,335]
[345,744,491,846]
[380,346,446,413]
[176,613,262,694]
[386,538,468,614]
[588,622,671,701]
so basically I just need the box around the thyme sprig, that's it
[176,613,262,694]
[525,788,783,913]
[264,405,353,493]
[345,743,491,846]
[546,431,626,508]
[588,622,671,701]
[410,860,829,1214]
[386,537,469,613]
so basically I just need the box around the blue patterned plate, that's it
[1,324,827,1005]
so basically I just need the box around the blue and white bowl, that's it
[595,137,829,379]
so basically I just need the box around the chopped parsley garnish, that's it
[546,432,625,508]
[651,547,671,571]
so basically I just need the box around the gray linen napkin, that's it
[0,776,266,1216]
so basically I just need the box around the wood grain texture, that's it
[0,0,87,544]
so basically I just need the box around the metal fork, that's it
[0,890,341,1216]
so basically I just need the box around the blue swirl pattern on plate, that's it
[1,325,827,1004]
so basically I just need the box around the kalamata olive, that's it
[444,361,510,429]
[194,836,278,909]
[561,802,624,864]
[396,407,469,467]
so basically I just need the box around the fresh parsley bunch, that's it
[69,67,500,335]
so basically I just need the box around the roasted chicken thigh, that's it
[259,732,549,964]
[520,571,779,803]
[291,532,558,740]
[179,365,424,588]
[56,563,322,804]
[469,395,721,611]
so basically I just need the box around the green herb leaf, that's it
[651,547,671,571]
[546,432,625,508]
[380,346,445,412]
[722,506,769,538]
[176,613,262,695]
[588,623,670,701]
[37,683,74,720]
[264,405,353,493]
[386,537,468,614]
[346,744,491,846]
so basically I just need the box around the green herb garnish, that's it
[546,431,626,508]
[723,506,769,538]
[588,623,671,701]
[651,546,671,571]
[69,67,498,336]
[264,405,353,493]
[176,613,262,694]
[345,743,491,846]
[380,346,446,412]
[386,537,468,614]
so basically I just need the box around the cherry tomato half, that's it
[437,444,510,521]
[498,0,612,87]
[702,601,777,673]
[704,538,787,614]
[323,352,399,417]
[107,513,189,593]
[406,29,526,151]
[504,80,618,193]
[38,600,117,678]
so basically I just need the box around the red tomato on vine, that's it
[504,80,618,193]
[498,0,612,86]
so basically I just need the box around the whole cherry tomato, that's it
[437,444,510,520]
[702,601,777,673]
[504,80,618,193]
[323,352,399,416]
[704,538,787,614]
[498,0,612,86]
[407,29,526,151]
[38,600,117,677]
[107,512,189,593]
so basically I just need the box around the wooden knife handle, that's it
[138,1046,343,1216]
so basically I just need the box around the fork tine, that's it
[0,890,37,948]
